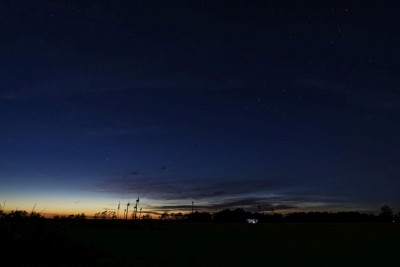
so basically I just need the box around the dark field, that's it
[2,220,400,266]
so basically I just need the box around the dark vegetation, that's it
[0,211,120,267]
[165,205,399,223]
[1,205,400,266]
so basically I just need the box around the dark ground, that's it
[2,220,399,266]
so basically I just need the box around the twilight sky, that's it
[1,0,400,216]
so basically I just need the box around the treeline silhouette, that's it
[1,205,398,223]
[181,205,399,223]
[113,204,399,223]
[1,205,399,266]
[0,209,87,220]
[2,206,399,267]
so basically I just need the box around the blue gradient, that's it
[1,1,399,215]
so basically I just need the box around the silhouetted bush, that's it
[159,212,170,220]
[6,210,29,219]
[54,213,87,220]
[213,209,250,223]
[0,216,120,266]
[141,214,153,220]
[186,211,212,222]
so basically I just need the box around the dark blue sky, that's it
[1,0,400,215]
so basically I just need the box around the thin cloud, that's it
[0,80,175,101]
[84,125,168,137]
[297,78,400,110]
[296,78,347,92]
[94,175,280,201]
[92,173,350,212]
[0,91,17,101]
[147,197,315,213]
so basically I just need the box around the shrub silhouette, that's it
[186,211,212,222]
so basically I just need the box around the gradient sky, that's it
[1,0,400,217]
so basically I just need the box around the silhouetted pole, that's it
[31,203,37,214]
[192,201,194,213]
[139,207,142,220]
[134,197,139,220]
[117,201,120,219]
[258,204,261,213]
[39,208,46,216]
[126,202,130,220]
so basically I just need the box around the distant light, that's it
[247,219,258,224]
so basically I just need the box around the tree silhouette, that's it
[160,212,169,220]
[142,214,152,220]
[379,205,394,222]
[7,210,28,219]
[173,212,183,220]
[186,211,212,222]
[395,212,400,223]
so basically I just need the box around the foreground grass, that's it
[2,220,399,266]
[67,222,400,266]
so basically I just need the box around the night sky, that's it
[1,0,400,216]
